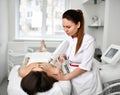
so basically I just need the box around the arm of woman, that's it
[18,62,40,78]
[59,68,86,80]
[40,62,61,74]
[38,62,62,81]
[18,65,28,78]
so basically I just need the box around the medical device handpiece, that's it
[48,40,69,66]
[62,60,70,74]
[48,58,53,64]
[48,54,59,67]
[48,57,54,64]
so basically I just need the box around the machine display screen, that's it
[105,48,118,58]
[101,44,120,64]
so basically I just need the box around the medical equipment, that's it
[48,40,69,65]
[62,60,70,74]
[101,44,120,65]
[94,44,120,95]
[48,40,70,74]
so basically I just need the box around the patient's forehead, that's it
[32,66,43,72]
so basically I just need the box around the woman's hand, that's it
[57,54,67,69]
[38,62,60,75]
[58,54,67,63]
[39,62,53,72]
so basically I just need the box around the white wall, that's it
[70,0,105,49]
[0,0,8,84]
[72,0,120,53]
[103,0,120,52]
[8,0,16,41]
[83,2,105,49]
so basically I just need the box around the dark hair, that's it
[21,71,58,95]
[62,9,84,54]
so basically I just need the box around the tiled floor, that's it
[0,78,8,95]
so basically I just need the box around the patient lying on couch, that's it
[18,40,68,95]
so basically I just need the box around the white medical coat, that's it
[64,34,102,95]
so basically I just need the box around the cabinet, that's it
[94,58,120,83]
[99,63,120,83]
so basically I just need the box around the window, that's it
[16,0,70,40]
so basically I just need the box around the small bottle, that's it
[98,18,102,26]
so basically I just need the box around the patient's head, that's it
[21,71,58,95]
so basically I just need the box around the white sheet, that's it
[25,52,52,65]
[7,52,71,95]
[7,65,71,95]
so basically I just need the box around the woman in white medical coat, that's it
[60,9,102,95]
[42,9,102,95]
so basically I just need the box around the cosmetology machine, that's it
[96,44,120,83]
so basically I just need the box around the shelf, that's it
[88,25,104,28]
[82,0,104,5]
